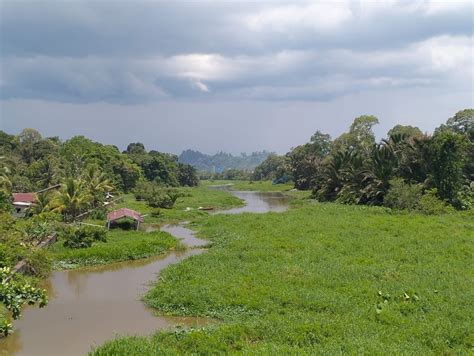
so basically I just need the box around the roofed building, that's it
[12,192,37,217]
[106,208,144,230]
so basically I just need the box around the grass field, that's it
[92,200,474,355]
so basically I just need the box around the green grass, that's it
[50,229,179,269]
[114,185,244,224]
[92,202,474,355]
[202,179,294,192]
[50,185,243,269]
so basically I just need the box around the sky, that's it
[0,0,473,154]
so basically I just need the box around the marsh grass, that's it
[50,185,243,268]
[93,201,474,354]
[50,229,179,268]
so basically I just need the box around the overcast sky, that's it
[0,0,472,154]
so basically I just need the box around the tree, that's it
[27,157,61,190]
[17,128,42,164]
[177,163,199,187]
[252,154,287,181]
[428,130,469,205]
[82,165,113,208]
[51,179,91,221]
[332,115,379,154]
[446,109,474,140]
[126,142,146,155]
[387,125,423,140]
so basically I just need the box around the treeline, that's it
[253,109,473,211]
[179,149,270,173]
[0,130,198,218]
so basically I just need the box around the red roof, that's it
[12,193,36,203]
[107,208,143,222]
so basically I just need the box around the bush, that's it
[60,225,107,249]
[456,182,474,210]
[133,181,154,201]
[89,208,107,220]
[416,189,454,215]
[147,189,183,209]
[147,192,173,208]
[384,178,422,211]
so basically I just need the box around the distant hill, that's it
[179,149,272,172]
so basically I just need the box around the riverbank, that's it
[93,199,474,354]
[1,183,289,355]
[48,185,243,269]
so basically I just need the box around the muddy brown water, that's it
[0,190,290,356]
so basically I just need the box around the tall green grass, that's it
[92,202,474,354]
[50,229,178,268]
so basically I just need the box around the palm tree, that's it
[0,156,12,194]
[82,165,113,208]
[27,192,53,215]
[360,143,398,205]
[35,158,60,190]
[51,178,91,221]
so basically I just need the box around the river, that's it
[0,189,290,355]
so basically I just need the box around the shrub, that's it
[0,192,11,213]
[416,189,454,215]
[133,181,154,201]
[456,182,474,210]
[147,189,183,209]
[150,208,161,217]
[384,178,422,211]
[147,192,173,208]
[89,208,107,220]
[60,225,107,249]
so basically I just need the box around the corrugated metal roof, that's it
[106,208,143,222]
[12,193,36,203]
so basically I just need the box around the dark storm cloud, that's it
[0,0,472,103]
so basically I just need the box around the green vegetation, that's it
[0,214,52,337]
[50,229,178,269]
[47,184,242,268]
[252,109,473,212]
[93,201,474,354]
[114,186,243,225]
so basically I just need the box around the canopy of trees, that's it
[253,109,473,210]
[0,131,199,221]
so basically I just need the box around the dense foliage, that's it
[0,130,199,221]
[179,149,270,172]
[59,225,108,249]
[0,213,53,337]
[253,109,473,211]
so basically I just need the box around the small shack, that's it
[12,193,36,217]
[106,208,143,230]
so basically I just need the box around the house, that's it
[12,193,36,217]
[106,208,143,230]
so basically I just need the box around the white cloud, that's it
[242,1,353,32]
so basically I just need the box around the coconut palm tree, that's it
[27,192,53,215]
[82,165,113,208]
[51,178,91,221]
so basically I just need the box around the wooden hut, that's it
[106,208,143,230]
[12,193,36,217]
